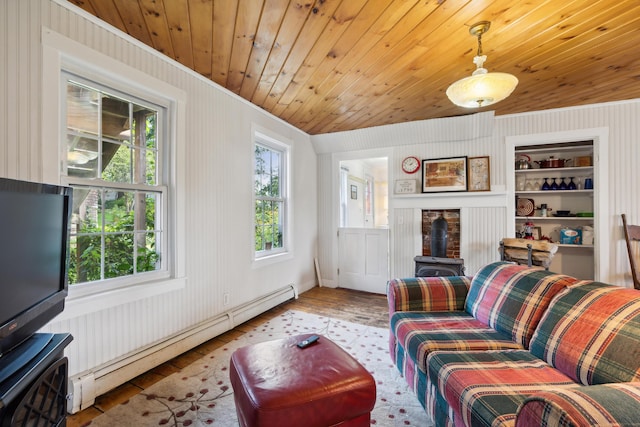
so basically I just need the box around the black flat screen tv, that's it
[0,178,72,357]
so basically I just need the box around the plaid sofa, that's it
[387,262,640,426]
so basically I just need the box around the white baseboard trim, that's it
[321,279,338,288]
[68,283,298,413]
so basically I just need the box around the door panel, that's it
[338,227,389,294]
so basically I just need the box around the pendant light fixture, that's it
[446,21,518,108]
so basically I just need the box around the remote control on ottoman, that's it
[230,333,376,427]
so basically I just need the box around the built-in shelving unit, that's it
[506,129,609,281]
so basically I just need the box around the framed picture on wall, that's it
[467,156,491,191]
[350,184,357,199]
[422,156,468,193]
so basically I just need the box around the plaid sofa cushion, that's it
[465,262,580,348]
[529,282,640,385]
[391,311,523,373]
[387,275,471,315]
[391,342,450,426]
[428,350,577,427]
[516,383,640,427]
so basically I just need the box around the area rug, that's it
[88,310,431,426]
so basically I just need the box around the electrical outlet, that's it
[223,293,229,306]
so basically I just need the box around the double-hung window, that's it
[63,75,167,288]
[254,134,288,258]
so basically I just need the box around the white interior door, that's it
[338,227,389,294]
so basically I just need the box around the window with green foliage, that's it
[254,138,287,257]
[64,77,166,285]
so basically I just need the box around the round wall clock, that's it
[401,156,420,174]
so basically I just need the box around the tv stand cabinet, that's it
[0,333,72,426]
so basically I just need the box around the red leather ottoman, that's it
[229,334,376,427]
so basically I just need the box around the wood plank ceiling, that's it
[67,0,640,135]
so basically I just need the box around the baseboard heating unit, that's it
[69,283,297,413]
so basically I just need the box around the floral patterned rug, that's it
[88,310,431,426]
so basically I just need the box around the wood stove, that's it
[414,256,465,277]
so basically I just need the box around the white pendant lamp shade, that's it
[447,22,518,108]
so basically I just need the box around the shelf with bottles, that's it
[515,144,594,186]
[516,175,593,192]
[515,216,594,221]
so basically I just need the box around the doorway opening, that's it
[339,157,388,228]
[337,157,389,294]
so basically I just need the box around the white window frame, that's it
[252,127,292,266]
[63,75,168,291]
[42,29,186,318]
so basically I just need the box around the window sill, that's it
[53,276,187,322]
[252,251,293,269]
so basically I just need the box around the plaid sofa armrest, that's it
[387,276,472,316]
[516,383,640,427]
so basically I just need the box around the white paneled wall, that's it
[464,206,508,269]
[314,100,640,285]
[1,0,317,411]
[390,208,417,278]
[316,154,335,285]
